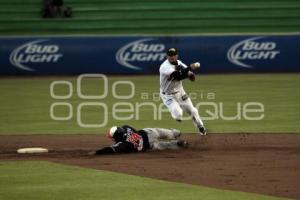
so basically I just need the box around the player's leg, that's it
[160,94,183,121]
[152,140,188,150]
[179,92,206,135]
[143,128,181,140]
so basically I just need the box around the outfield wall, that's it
[1,35,299,75]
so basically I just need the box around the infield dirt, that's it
[0,133,299,199]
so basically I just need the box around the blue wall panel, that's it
[0,35,299,74]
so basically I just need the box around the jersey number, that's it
[126,132,143,151]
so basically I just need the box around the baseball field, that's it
[0,73,300,200]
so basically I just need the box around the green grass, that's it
[0,74,299,135]
[0,161,289,200]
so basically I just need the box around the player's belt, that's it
[162,91,178,95]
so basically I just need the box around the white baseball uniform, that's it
[143,128,182,150]
[159,59,204,131]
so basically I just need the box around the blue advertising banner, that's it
[0,35,299,75]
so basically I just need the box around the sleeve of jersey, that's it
[178,60,189,68]
[95,147,115,155]
[111,142,135,153]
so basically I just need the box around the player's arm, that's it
[95,142,135,155]
[112,142,135,153]
[95,146,115,154]
[121,125,137,132]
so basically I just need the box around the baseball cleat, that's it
[177,140,189,148]
[198,125,207,135]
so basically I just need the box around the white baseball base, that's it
[17,147,48,154]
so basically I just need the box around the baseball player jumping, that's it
[88,125,188,155]
[160,48,206,135]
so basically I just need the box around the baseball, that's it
[194,62,200,68]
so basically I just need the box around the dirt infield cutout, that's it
[0,133,299,199]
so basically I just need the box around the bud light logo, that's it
[227,37,280,68]
[116,38,166,70]
[9,39,63,71]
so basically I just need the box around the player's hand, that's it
[188,71,195,81]
[190,62,200,70]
